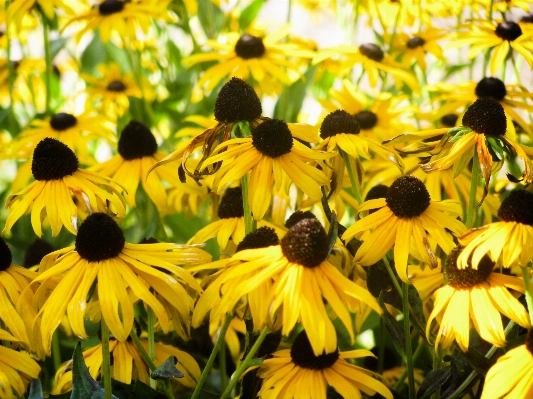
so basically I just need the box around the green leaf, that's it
[109,379,166,399]
[70,342,118,399]
[273,65,318,122]
[238,0,265,31]
[28,379,44,399]
[50,37,68,60]
[197,0,226,39]
[151,356,184,380]
[326,211,338,257]
[80,34,106,74]
[417,366,452,399]
[486,136,504,161]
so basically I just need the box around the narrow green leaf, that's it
[197,0,226,39]
[326,211,338,257]
[151,356,184,380]
[28,379,44,399]
[239,0,265,31]
[417,367,452,399]
[486,136,504,161]
[273,65,318,122]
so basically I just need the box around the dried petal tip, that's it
[75,213,125,262]
[31,138,78,181]
[214,77,262,123]
[118,120,158,160]
[281,218,329,268]
[462,97,507,136]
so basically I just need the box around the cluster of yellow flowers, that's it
[1,1,533,399]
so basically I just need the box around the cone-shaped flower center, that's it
[0,237,12,271]
[24,239,54,268]
[366,184,389,201]
[355,110,378,130]
[407,36,425,49]
[217,187,244,219]
[99,0,125,15]
[386,175,430,218]
[50,112,77,131]
[118,120,158,160]
[359,43,385,62]
[285,210,317,229]
[76,213,125,262]
[525,328,533,356]
[462,97,507,136]
[495,21,522,41]
[214,77,262,123]
[236,227,279,252]
[32,138,78,181]
[475,77,507,101]
[497,190,533,225]
[320,110,360,139]
[281,218,329,268]
[441,114,459,128]
[252,119,293,158]
[290,331,339,370]
[106,80,126,92]
[235,34,266,59]
[445,245,494,289]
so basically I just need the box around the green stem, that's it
[392,340,425,391]
[487,0,494,23]
[52,332,61,372]
[101,319,113,399]
[125,47,156,126]
[219,339,228,391]
[466,152,480,229]
[191,314,233,399]
[377,317,385,375]
[5,6,16,135]
[241,174,255,235]
[220,327,268,399]
[129,328,157,371]
[340,149,363,205]
[286,0,292,24]
[430,346,443,399]
[403,283,415,399]
[147,306,156,389]
[42,14,52,116]
[522,265,533,322]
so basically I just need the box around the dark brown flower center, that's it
[236,227,279,252]
[525,329,533,356]
[252,119,293,158]
[217,187,244,219]
[441,114,459,128]
[118,120,158,160]
[290,331,339,370]
[75,213,125,262]
[354,110,378,130]
[106,80,126,92]
[214,77,262,123]
[475,77,507,101]
[99,0,125,15]
[320,110,360,139]
[386,175,430,218]
[234,34,266,59]
[359,43,384,62]
[285,211,317,229]
[31,138,79,181]
[445,245,494,289]
[495,21,522,41]
[281,218,329,268]
[50,112,77,131]
[462,97,507,136]
[24,239,54,268]
[0,237,12,271]
[521,14,533,24]
[407,37,425,49]
[497,190,533,225]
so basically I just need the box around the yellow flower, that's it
[6,0,82,31]
[0,329,40,399]
[4,138,126,237]
[53,338,200,393]
[203,119,331,221]
[391,28,445,71]
[31,212,210,353]
[459,190,533,269]
[91,120,181,215]
[342,175,466,283]
[446,19,533,75]
[480,328,533,399]
[257,330,392,399]
[184,25,315,100]
[65,0,173,44]
[427,245,530,352]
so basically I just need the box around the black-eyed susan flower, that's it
[216,219,381,355]
[0,329,40,399]
[342,175,466,283]
[459,190,533,269]
[65,0,173,44]
[446,19,533,75]
[313,43,420,93]
[184,26,314,99]
[480,328,533,398]
[204,119,331,221]
[92,120,181,215]
[257,330,392,399]
[23,238,55,268]
[32,212,210,353]
[391,28,445,71]
[427,245,530,352]
[4,138,126,237]
[53,336,200,393]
